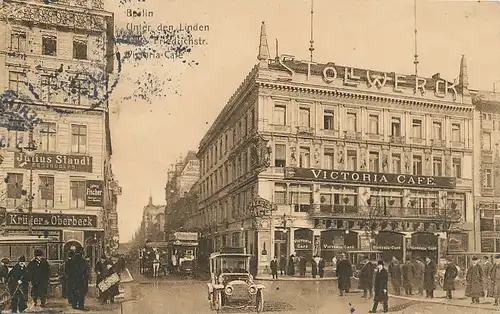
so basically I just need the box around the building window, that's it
[290,184,312,213]
[392,153,401,173]
[274,144,286,167]
[299,107,310,127]
[232,128,236,146]
[323,110,334,130]
[368,114,379,134]
[483,113,492,120]
[39,175,54,209]
[452,157,462,178]
[451,123,461,142]
[73,39,87,60]
[391,117,401,137]
[319,186,358,214]
[274,183,286,204]
[413,155,422,175]
[39,122,56,151]
[324,148,335,169]
[69,77,88,105]
[41,74,58,102]
[346,150,357,171]
[346,112,357,132]
[412,119,422,138]
[299,147,310,168]
[7,129,24,149]
[71,124,87,153]
[8,71,25,95]
[224,133,228,152]
[433,157,442,176]
[432,121,442,140]
[369,152,380,172]
[42,35,57,56]
[273,104,286,125]
[10,32,26,52]
[485,169,493,188]
[251,108,256,129]
[243,116,248,136]
[6,173,23,208]
[70,180,85,209]
[484,132,492,151]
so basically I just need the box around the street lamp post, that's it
[23,128,37,236]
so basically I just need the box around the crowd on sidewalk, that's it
[0,246,127,313]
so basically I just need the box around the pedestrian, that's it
[332,255,338,276]
[336,253,352,296]
[270,257,278,279]
[102,262,119,304]
[443,257,458,299]
[62,249,75,305]
[388,256,402,296]
[279,255,286,276]
[152,249,160,277]
[95,255,109,302]
[65,247,89,310]
[490,254,500,305]
[401,257,415,296]
[413,257,425,295]
[26,249,50,308]
[0,258,9,284]
[369,260,389,313]
[423,256,436,298]
[318,256,325,279]
[6,256,29,313]
[250,255,258,278]
[358,255,376,299]
[466,256,484,304]
[299,256,307,277]
[311,256,318,279]
[287,254,295,276]
[481,255,493,298]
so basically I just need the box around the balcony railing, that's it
[430,139,446,148]
[311,205,461,221]
[296,126,315,135]
[389,135,405,145]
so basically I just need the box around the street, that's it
[112,274,499,314]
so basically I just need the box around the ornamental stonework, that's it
[5,2,106,32]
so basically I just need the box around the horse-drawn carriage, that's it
[207,247,265,313]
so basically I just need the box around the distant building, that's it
[141,196,164,241]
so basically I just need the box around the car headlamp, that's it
[248,285,257,295]
[225,285,233,296]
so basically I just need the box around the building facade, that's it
[473,91,500,252]
[0,0,115,263]
[141,196,164,241]
[190,22,475,273]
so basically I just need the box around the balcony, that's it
[296,126,315,136]
[367,133,384,142]
[310,205,462,222]
[389,135,405,145]
[451,141,465,149]
[321,128,338,138]
[272,125,291,133]
[431,139,446,148]
[411,137,425,145]
[344,131,362,141]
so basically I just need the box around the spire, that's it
[257,21,270,67]
[309,0,315,62]
[459,54,469,88]
[148,189,153,206]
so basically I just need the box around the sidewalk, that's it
[390,288,500,311]
[1,296,120,314]
[256,274,337,281]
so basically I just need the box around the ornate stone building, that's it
[0,0,117,266]
[188,22,474,273]
[141,196,164,242]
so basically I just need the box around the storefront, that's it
[373,231,404,262]
[320,229,359,261]
[406,231,438,261]
[293,228,313,260]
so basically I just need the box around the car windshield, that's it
[216,256,249,274]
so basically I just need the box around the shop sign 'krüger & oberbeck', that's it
[7,213,97,228]
[14,152,93,172]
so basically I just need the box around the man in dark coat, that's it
[388,257,402,296]
[413,257,425,295]
[318,257,325,278]
[27,249,50,308]
[481,256,493,298]
[279,255,286,276]
[466,256,484,304]
[490,254,500,305]
[358,256,376,299]
[443,258,458,299]
[336,254,352,296]
[401,257,415,296]
[311,256,318,279]
[95,255,109,302]
[270,257,278,279]
[287,254,295,276]
[102,261,120,304]
[7,256,29,313]
[369,260,389,313]
[65,248,89,310]
[423,257,436,298]
[0,258,9,284]
[299,256,307,277]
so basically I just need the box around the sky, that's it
[105,0,500,243]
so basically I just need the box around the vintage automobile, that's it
[207,247,265,312]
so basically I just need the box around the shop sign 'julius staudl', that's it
[14,152,93,173]
[276,54,462,101]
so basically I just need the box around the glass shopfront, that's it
[374,231,404,262]
[320,229,359,262]
[294,228,313,260]
[406,232,438,262]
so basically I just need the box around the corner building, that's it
[194,23,474,273]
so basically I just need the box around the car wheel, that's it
[255,290,264,313]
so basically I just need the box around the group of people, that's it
[463,254,500,305]
[95,254,121,304]
[0,249,51,313]
[269,254,327,279]
[385,256,437,298]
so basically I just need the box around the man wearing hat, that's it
[489,254,500,305]
[358,255,375,299]
[369,260,389,313]
[65,247,89,310]
[443,257,458,299]
[466,256,484,304]
[6,256,29,313]
[27,249,50,308]
[95,255,109,302]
